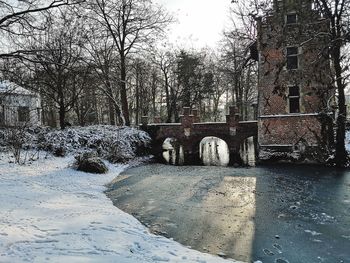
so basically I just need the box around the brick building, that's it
[257,0,333,162]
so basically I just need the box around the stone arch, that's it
[162,137,184,165]
[142,119,258,166]
[199,136,230,166]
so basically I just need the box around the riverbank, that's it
[0,156,240,262]
[106,163,350,263]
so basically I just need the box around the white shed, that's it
[0,81,41,127]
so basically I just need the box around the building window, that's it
[18,106,30,122]
[286,13,297,24]
[289,86,300,113]
[286,47,298,69]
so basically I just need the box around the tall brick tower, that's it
[257,0,333,162]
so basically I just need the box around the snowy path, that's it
[0,156,240,263]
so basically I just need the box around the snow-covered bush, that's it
[0,126,151,163]
[0,127,37,150]
[0,126,41,164]
[39,126,151,163]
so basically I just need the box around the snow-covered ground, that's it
[0,155,240,263]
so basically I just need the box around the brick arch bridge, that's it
[140,107,258,165]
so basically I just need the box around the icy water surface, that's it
[106,164,350,263]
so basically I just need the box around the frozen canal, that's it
[106,164,350,263]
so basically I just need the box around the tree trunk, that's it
[113,102,123,125]
[49,108,56,128]
[164,74,171,122]
[59,104,66,130]
[333,45,347,167]
[135,64,140,125]
[151,73,157,119]
[120,55,130,126]
[108,98,116,125]
[170,84,178,122]
[213,96,220,122]
[58,84,66,130]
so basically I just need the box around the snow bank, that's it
[0,156,240,263]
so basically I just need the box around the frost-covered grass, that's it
[0,156,239,263]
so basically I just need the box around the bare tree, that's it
[84,27,123,125]
[88,0,173,125]
[313,0,350,166]
[221,0,262,121]
[27,10,86,129]
[150,47,177,122]
[220,29,258,119]
[0,0,84,59]
[205,53,228,121]
[129,57,160,124]
[73,63,98,126]
[133,58,149,125]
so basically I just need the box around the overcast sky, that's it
[154,0,232,49]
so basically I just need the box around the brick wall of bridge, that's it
[141,107,258,165]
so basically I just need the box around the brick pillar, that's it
[226,106,240,136]
[183,107,190,116]
[226,106,240,125]
[191,109,200,123]
[180,107,193,137]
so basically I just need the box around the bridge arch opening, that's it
[240,136,256,166]
[199,136,230,166]
[162,138,184,165]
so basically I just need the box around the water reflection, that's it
[200,136,230,166]
[240,136,256,166]
[162,138,184,165]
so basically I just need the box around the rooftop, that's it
[0,80,36,96]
